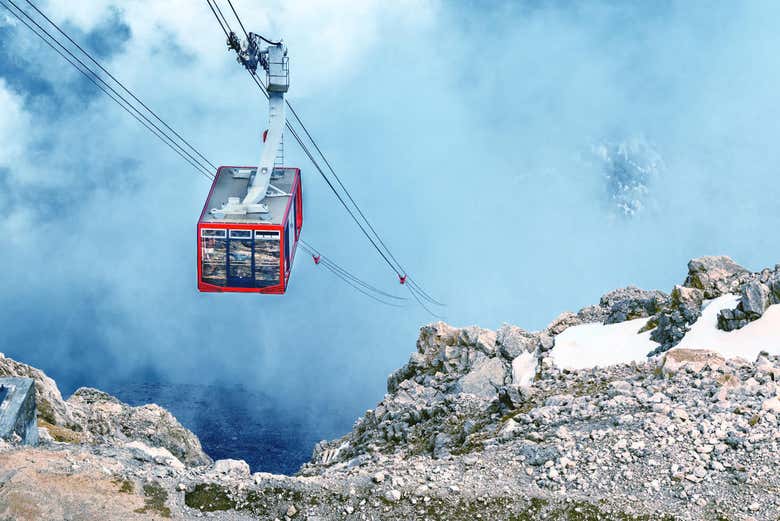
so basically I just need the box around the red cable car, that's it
[197,165,302,294]
[198,39,301,293]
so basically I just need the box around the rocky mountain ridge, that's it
[1,255,779,520]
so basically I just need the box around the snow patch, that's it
[675,294,780,359]
[512,350,537,387]
[550,318,658,370]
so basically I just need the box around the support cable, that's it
[205,0,230,39]
[4,0,215,179]
[299,242,405,307]
[225,0,249,40]
[300,239,406,301]
[286,102,445,307]
[24,0,218,173]
[0,0,214,181]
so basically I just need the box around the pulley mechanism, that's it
[210,31,289,217]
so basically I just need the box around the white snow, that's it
[549,293,780,372]
[674,294,780,359]
[512,350,538,387]
[550,318,658,370]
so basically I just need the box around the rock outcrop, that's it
[684,255,750,298]
[638,256,780,352]
[67,387,210,466]
[718,268,780,331]
[0,355,210,466]
[0,354,74,427]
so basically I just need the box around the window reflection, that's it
[255,231,280,287]
[229,239,253,280]
[201,234,227,286]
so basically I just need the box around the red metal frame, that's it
[197,166,302,294]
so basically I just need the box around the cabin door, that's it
[227,230,254,288]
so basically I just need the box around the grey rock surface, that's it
[67,387,211,466]
[684,255,750,298]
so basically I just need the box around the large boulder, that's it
[496,325,551,359]
[684,256,749,298]
[67,387,211,466]
[456,357,508,398]
[718,280,772,331]
[740,281,771,318]
[600,286,669,324]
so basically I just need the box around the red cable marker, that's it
[313,255,321,265]
[399,275,407,285]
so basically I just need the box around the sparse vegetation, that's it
[37,419,81,443]
[114,478,134,494]
[185,483,237,512]
[135,482,171,518]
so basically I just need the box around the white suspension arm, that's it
[243,91,284,205]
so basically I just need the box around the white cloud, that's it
[0,79,29,167]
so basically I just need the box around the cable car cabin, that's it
[198,166,302,294]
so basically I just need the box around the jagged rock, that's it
[0,354,74,427]
[647,286,705,355]
[517,443,559,466]
[575,304,606,324]
[67,387,211,466]
[498,418,522,440]
[498,385,529,410]
[459,326,497,356]
[497,325,538,359]
[546,312,582,336]
[600,286,669,324]
[456,357,507,398]
[684,256,749,298]
[546,287,668,343]
[671,285,705,309]
[719,279,774,331]
[740,281,770,318]
[387,352,428,393]
[384,489,402,502]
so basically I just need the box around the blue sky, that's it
[1,0,779,424]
